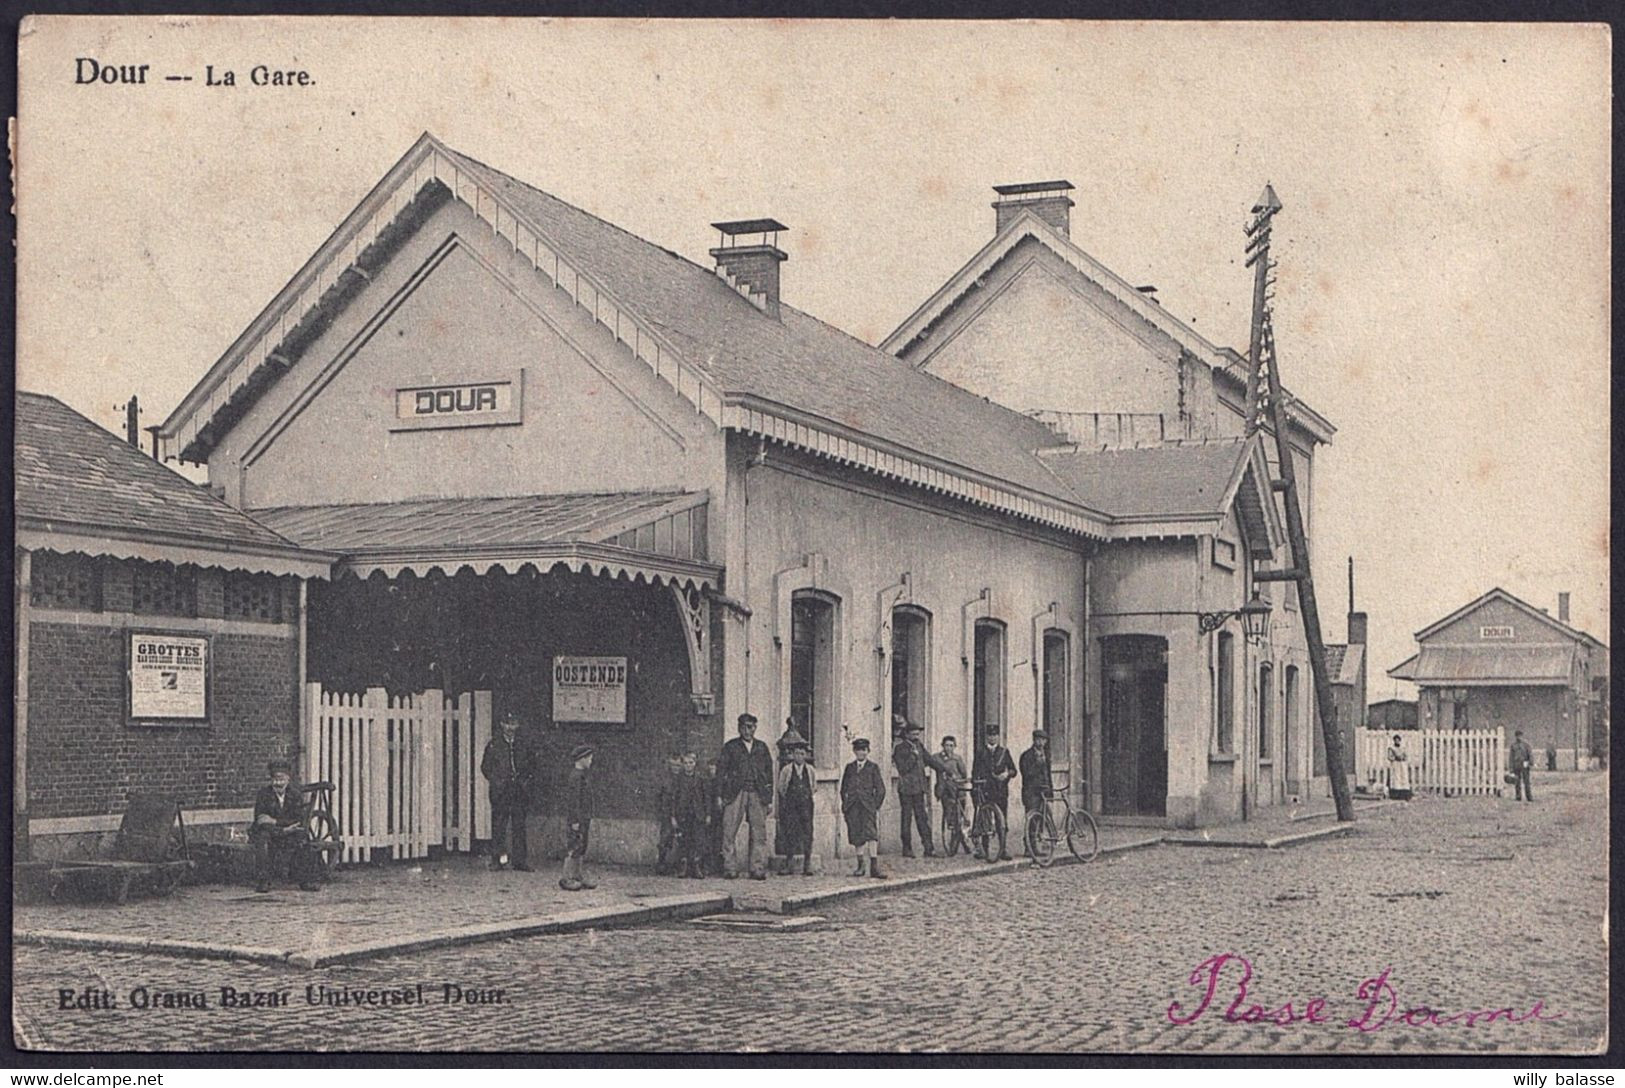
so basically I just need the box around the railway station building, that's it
[42,132,1349,864]
[1388,588,1608,770]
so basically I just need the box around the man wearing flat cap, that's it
[716,713,774,880]
[1020,730,1054,856]
[840,737,887,878]
[560,744,597,891]
[892,720,948,858]
[251,758,318,893]
[481,709,536,871]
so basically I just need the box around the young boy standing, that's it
[840,737,887,879]
[672,752,710,878]
[559,744,598,892]
[934,735,970,856]
[775,731,815,875]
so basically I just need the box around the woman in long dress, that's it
[1386,734,1412,801]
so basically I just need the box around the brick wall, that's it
[26,567,300,819]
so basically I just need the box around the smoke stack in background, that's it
[1559,592,1571,624]
[993,180,1075,237]
[124,396,140,447]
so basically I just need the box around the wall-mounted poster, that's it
[553,656,628,724]
[129,632,210,720]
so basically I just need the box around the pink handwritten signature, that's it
[1167,953,1563,1031]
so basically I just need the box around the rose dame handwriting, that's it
[1166,952,1564,1031]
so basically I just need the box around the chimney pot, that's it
[992,180,1075,237]
[1558,592,1571,623]
[710,218,788,319]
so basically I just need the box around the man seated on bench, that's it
[252,759,320,893]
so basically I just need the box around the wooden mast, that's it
[1243,185,1356,822]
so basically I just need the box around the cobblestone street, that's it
[13,773,1607,1055]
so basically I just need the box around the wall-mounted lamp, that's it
[1197,590,1273,642]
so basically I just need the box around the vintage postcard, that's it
[11,17,1610,1058]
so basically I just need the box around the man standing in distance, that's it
[1509,730,1535,803]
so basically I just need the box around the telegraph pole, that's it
[1243,186,1355,822]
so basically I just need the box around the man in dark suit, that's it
[251,758,318,893]
[972,726,1016,860]
[481,710,536,871]
[716,713,775,880]
[892,721,946,857]
[1019,730,1054,855]
[1509,730,1535,803]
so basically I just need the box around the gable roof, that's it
[1414,587,1605,650]
[1035,435,1280,552]
[16,392,331,578]
[880,208,1335,444]
[155,133,1282,546]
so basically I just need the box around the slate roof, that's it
[159,136,1288,536]
[442,148,1080,503]
[15,392,309,555]
[1035,439,1250,519]
[253,491,700,556]
[1388,643,1576,685]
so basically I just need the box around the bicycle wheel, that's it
[1066,807,1100,863]
[972,804,1005,862]
[304,810,341,875]
[1026,810,1056,868]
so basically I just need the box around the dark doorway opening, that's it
[1101,635,1168,817]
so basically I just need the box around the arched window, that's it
[1258,662,1274,758]
[1284,665,1300,784]
[790,591,838,763]
[1215,632,1236,754]
[1042,629,1070,755]
[973,619,1007,747]
[891,606,932,733]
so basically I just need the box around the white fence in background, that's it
[303,685,492,863]
[1356,728,1504,797]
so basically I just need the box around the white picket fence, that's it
[303,685,492,864]
[1355,728,1505,797]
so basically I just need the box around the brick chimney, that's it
[993,181,1075,237]
[1348,612,1368,646]
[710,219,788,319]
[1558,592,1571,624]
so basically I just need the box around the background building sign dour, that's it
[128,632,209,721]
[552,655,629,724]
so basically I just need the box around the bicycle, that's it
[968,779,1007,863]
[1024,783,1100,867]
[939,781,973,856]
[300,780,344,877]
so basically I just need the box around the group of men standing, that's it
[481,706,1062,889]
[686,711,1059,881]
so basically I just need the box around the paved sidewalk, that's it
[14,828,1161,967]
